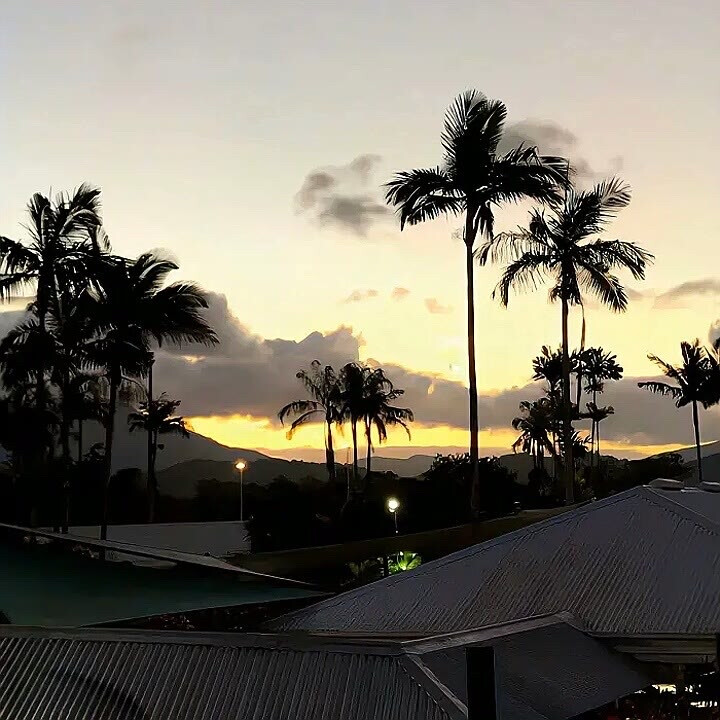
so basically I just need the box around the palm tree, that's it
[278,361,342,484]
[532,346,564,400]
[0,185,101,416]
[511,398,556,470]
[338,362,368,488]
[483,176,653,503]
[361,371,413,477]
[128,393,189,522]
[582,402,614,476]
[83,252,217,540]
[385,90,566,515]
[582,347,623,465]
[639,341,719,485]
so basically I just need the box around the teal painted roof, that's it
[0,541,323,627]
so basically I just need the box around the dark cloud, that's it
[391,287,410,301]
[498,120,609,181]
[424,298,453,315]
[295,154,391,236]
[343,289,379,304]
[709,321,720,348]
[653,279,720,309]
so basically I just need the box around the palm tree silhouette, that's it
[129,393,189,522]
[0,185,101,414]
[360,369,413,477]
[482,176,653,503]
[83,252,216,539]
[639,341,719,485]
[582,402,614,477]
[338,362,368,488]
[511,398,556,471]
[279,361,343,484]
[385,90,565,515]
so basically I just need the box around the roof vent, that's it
[647,478,684,490]
[699,481,720,493]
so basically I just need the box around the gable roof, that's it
[0,525,322,627]
[0,615,652,720]
[271,486,720,636]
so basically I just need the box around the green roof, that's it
[0,541,323,627]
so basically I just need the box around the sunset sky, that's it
[2,1,720,460]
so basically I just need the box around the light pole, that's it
[387,497,400,535]
[235,459,247,521]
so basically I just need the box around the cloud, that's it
[295,154,391,236]
[653,279,720,309]
[498,120,607,181]
[424,298,453,315]
[343,289,378,304]
[709,321,720,348]
[391,287,410,301]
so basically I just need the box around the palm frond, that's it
[494,252,552,306]
[637,381,683,400]
[384,167,464,229]
[576,264,628,312]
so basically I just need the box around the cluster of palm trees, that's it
[513,346,623,489]
[278,361,413,494]
[0,185,217,534]
[640,340,720,484]
[386,89,653,505]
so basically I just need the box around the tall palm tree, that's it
[278,361,342,484]
[582,347,623,466]
[83,252,217,540]
[128,393,189,522]
[338,362,368,488]
[582,402,614,476]
[482,176,653,503]
[511,398,556,470]
[0,185,101,416]
[639,341,719,485]
[385,90,566,515]
[361,371,414,477]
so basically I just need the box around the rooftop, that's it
[271,485,720,640]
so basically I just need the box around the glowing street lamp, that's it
[235,459,247,521]
[387,497,400,534]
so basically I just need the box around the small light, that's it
[235,459,247,471]
[387,497,400,513]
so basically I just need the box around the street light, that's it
[235,459,247,521]
[387,497,400,534]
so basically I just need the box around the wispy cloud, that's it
[391,287,410,301]
[425,297,453,315]
[343,289,379,304]
[653,279,720,309]
[295,154,391,236]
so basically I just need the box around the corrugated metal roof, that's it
[0,541,323,627]
[0,627,461,720]
[271,486,720,635]
[0,616,652,720]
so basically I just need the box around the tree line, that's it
[0,186,217,535]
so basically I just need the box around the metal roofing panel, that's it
[420,622,653,720]
[271,486,720,635]
[0,628,461,720]
[0,542,323,627]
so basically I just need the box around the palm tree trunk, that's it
[60,374,72,533]
[147,360,156,523]
[77,419,84,463]
[351,419,359,492]
[692,399,703,485]
[325,416,336,484]
[595,421,601,483]
[465,219,480,517]
[101,364,119,543]
[365,418,372,479]
[561,296,574,504]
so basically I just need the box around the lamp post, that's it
[235,459,247,521]
[387,497,400,535]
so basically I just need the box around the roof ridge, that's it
[640,487,720,535]
[271,489,645,625]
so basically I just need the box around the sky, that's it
[2,0,720,461]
